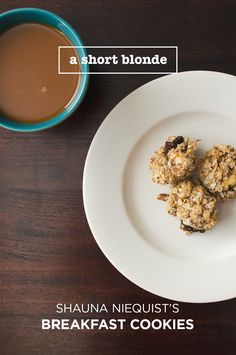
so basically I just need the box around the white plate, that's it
[83,71,236,303]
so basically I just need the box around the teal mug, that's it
[0,8,89,132]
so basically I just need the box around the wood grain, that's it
[0,1,235,354]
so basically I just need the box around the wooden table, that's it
[0,1,235,354]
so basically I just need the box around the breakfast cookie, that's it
[199,144,236,200]
[150,136,199,185]
[163,180,217,235]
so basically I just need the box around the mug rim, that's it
[0,7,89,132]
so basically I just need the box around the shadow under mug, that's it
[0,8,89,132]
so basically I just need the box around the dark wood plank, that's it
[0,1,235,354]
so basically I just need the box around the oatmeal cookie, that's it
[150,136,199,184]
[199,144,236,200]
[166,180,217,235]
